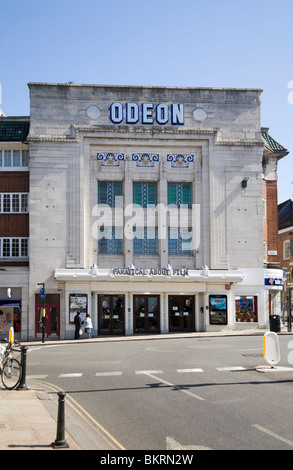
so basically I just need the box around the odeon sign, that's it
[110,102,184,125]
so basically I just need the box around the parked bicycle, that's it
[0,340,22,390]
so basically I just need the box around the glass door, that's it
[169,295,195,332]
[35,294,60,338]
[133,295,160,334]
[98,295,125,335]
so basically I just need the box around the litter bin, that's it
[269,315,281,333]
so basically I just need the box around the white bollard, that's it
[264,332,280,368]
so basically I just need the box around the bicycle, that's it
[0,340,22,390]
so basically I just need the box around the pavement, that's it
[0,325,291,451]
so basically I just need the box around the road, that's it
[26,334,293,450]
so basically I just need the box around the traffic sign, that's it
[39,287,46,298]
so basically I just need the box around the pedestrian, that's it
[84,313,93,339]
[74,311,82,339]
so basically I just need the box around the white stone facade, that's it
[25,83,283,340]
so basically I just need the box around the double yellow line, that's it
[31,379,126,450]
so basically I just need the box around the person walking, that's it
[74,311,82,339]
[84,314,93,339]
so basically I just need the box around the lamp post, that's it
[37,283,46,343]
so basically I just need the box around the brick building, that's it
[0,83,290,340]
[278,199,293,283]
[0,117,29,338]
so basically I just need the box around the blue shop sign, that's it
[265,278,283,287]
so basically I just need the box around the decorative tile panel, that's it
[167,154,194,168]
[97,152,124,166]
[132,153,159,167]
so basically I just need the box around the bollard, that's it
[51,391,69,449]
[17,346,29,390]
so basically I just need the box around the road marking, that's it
[27,374,48,379]
[31,379,126,450]
[95,371,122,376]
[142,372,205,401]
[252,425,293,447]
[135,370,163,375]
[216,366,246,372]
[166,436,211,450]
[177,368,204,373]
[58,373,83,378]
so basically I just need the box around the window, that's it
[209,295,228,325]
[168,183,192,208]
[98,181,123,208]
[98,228,123,255]
[0,238,29,258]
[0,149,29,168]
[168,228,193,255]
[97,182,123,255]
[133,228,158,255]
[235,296,258,323]
[284,240,290,260]
[133,182,157,207]
[0,194,29,213]
[132,183,158,254]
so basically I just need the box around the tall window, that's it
[98,182,123,254]
[133,182,157,207]
[283,240,290,260]
[133,182,158,254]
[168,183,192,208]
[168,228,193,255]
[167,183,193,255]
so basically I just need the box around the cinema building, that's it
[0,83,289,340]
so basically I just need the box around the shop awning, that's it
[0,301,20,308]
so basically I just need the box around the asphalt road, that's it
[26,335,293,450]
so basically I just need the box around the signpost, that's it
[37,283,46,343]
[288,285,292,333]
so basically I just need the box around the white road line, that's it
[95,371,122,376]
[216,366,246,372]
[142,372,205,401]
[58,373,83,378]
[27,375,48,379]
[177,368,204,373]
[135,370,163,375]
[252,424,293,447]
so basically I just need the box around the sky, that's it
[1,0,292,203]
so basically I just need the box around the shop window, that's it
[0,304,21,337]
[209,295,228,325]
[235,296,258,323]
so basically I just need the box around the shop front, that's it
[55,266,249,338]
[0,283,27,341]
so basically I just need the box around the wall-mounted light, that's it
[241,177,249,189]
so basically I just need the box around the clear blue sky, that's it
[1,0,292,202]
